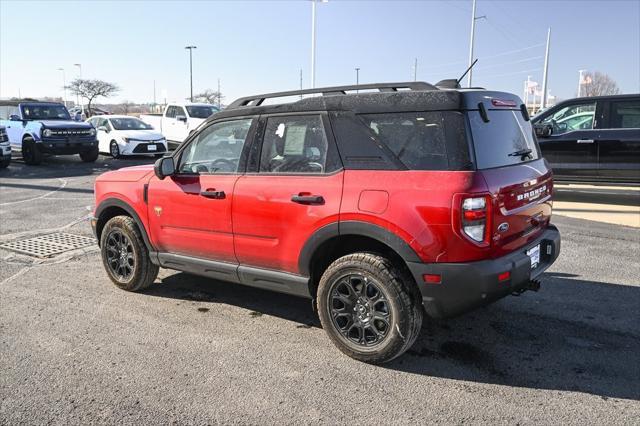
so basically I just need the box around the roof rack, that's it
[227,81,438,109]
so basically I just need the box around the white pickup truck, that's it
[139,103,219,149]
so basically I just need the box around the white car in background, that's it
[87,115,167,158]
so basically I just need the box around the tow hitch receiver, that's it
[511,279,541,296]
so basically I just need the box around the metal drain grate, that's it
[0,232,96,258]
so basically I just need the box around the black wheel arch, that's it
[95,198,156,258]
[299,221,422,297]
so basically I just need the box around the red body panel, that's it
[146,174,238,262]
[232,173,343,273]
[94,159,554,275]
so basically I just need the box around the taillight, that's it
[461,196,490,244]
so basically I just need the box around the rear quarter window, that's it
[357,112,471,171]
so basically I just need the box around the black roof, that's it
[553,93,639,105]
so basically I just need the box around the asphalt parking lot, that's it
[1,154,639,424]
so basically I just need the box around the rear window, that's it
[358,112,471,171]
[468,109,540,169]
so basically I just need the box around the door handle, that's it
[200,189,225,199]
[291,194,324,205]
[577,139,594,144]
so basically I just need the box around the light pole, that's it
[310,0,328,89]
[57,68,67,108]
[74,63,83,117]
[467,0,485,88]
[355,67,360,85]
[577,69,586,97]
[185,46,197,102]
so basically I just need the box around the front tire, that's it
[100,215,159,292]
[109,140,121,159]
[22,138,43,165]
[79,146,99,162]
[317,253,423,364]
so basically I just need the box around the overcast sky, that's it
[1,0,638,104]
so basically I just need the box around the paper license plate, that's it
[147,144,157,151]
[527,244,540,269]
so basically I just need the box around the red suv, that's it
[92,82,561,363]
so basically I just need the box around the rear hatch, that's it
[466,97,553,257]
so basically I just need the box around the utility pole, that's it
[540,27,551,110]
[217,78,221,108]
[355,67,360,85]
[525,75,531,109]
[185,45,197,102]
[577,69,586,97]
[413,58,418,81]
[310,0,328,88]
[74,63,83,116]
[57,68,67,107]
[153,80,156,112]
[467,0,485,87]
[311,1,317,88]
[300,69,303,99]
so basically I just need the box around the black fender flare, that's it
[94,198,155,253]
[297,220,422,277]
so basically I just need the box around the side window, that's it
[540,102,596,134]
[610,100,640,129]
[259,115,330,173]
[175,107,186,118]
[178,118,253,174]
[165,106,176,118]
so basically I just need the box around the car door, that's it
[147,117,256,263]
[597,98,640,183]
[536,100,601,180]
[162,106,177,141]
[2,106,24,148]
[232,113,343,275]
[94,117,110,152]
[173,106,189,142]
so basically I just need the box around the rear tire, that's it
[22,138,43,165]
[79,146,99,162]
[100,215,159,292]
[0,157,9,169]
[317,253,423,364]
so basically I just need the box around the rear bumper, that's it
[407,225,561,319]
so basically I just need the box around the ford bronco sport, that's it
[92,82,561,363]
[0,100,98,165]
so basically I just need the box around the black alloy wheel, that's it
[328,273,392,346]
[105,230,134,282]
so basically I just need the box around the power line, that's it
[421,43,544,70]
[483,67,543,78]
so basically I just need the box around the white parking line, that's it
[0,178,67,206]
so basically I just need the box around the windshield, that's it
[468,109,540,169]
[21,104,71,120]
[109,117,152,131]
[186,106,218,119]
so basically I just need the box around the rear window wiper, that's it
[508,148,533,159]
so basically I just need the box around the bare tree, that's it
[117,100,134,115]
[66,79,119,117]
[581,72,621,97]
[194,89,224,108]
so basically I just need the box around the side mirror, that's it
[176,115,187,123]
[97,126,109,133]
[154,156,175,180]
[534,123,553,138]
[9,115,21,121]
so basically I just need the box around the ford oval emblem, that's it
[498,222,509,233]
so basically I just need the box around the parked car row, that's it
[0,93,638,185]
[0,100,220,166]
